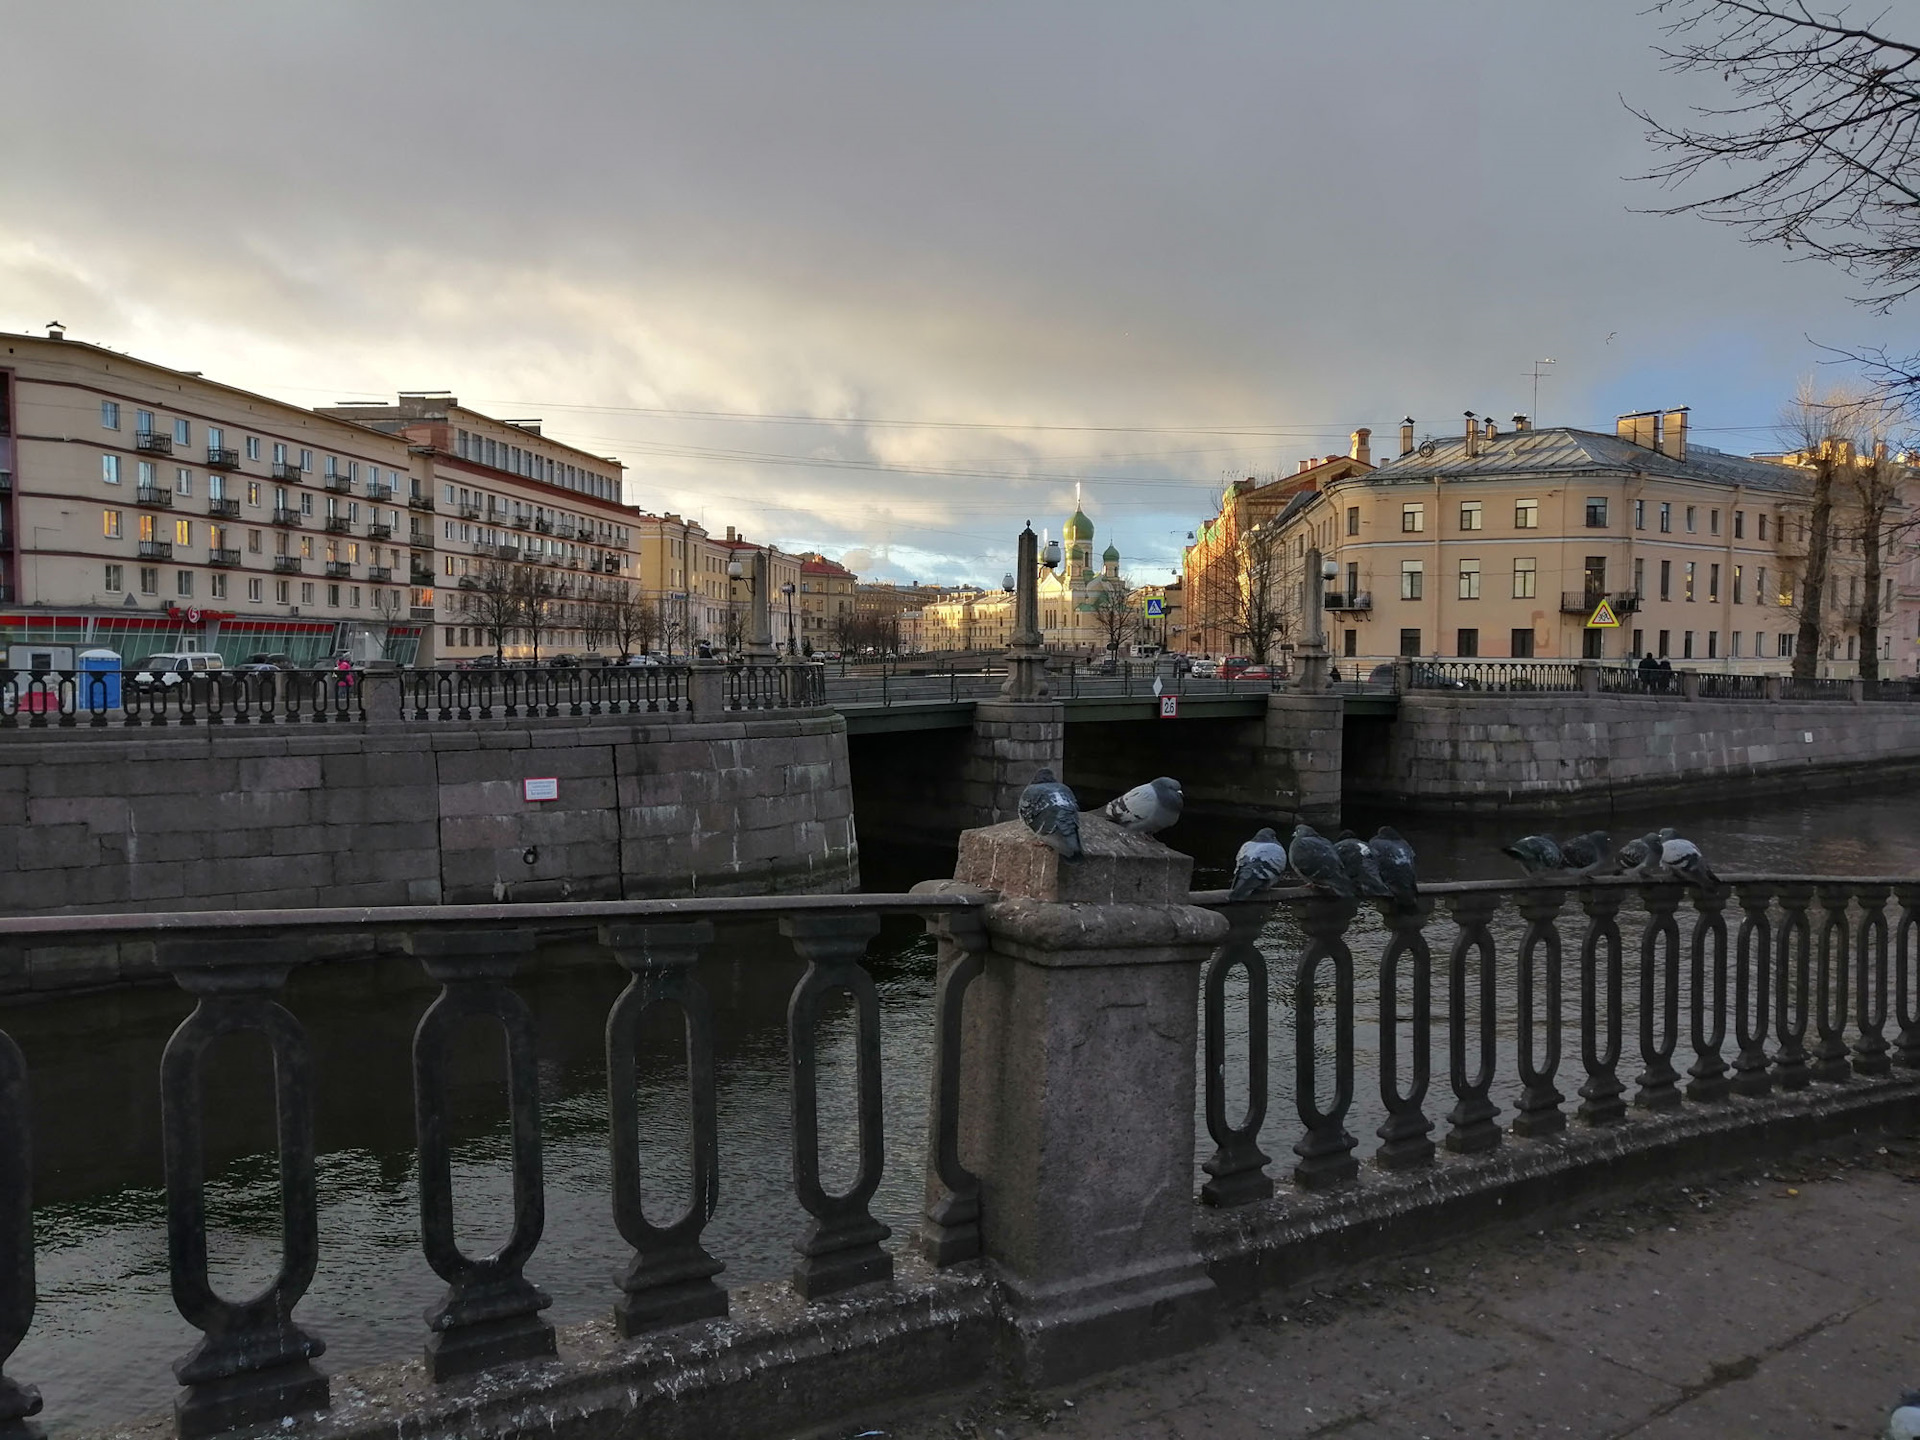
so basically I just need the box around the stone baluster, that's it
[1576,886,1628,1124]
[1511,887,1567,1136]
[1634,884,1684,1110]
[407,930,554,1382]
[0,1027,40,1440]
[781,913,892,1300]
[1895,884,1920,1068]
[1289,893,1361,1188]
[1200,901,1276,1205]
[1730,884,1774,1096]
[912,884,993,1262]
[1443,892,1502,1152]
[157,940,327,1437]
[1810,885,1853,1082]
[1686,887,1731,1101]
[602,922,727,1335]
[1852,884,1893,1077]
[1773,885,1814,1091]
[1374,896,1435,1169]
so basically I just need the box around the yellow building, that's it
[796,553,857,650]
[913,586,1014,653]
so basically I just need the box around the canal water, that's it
[8,780,1920,1433]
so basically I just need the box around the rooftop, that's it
[1364,425,1805,493]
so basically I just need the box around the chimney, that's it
[1463,411,1480,459]
[1399,417,1415,457]
[1297,459,1313,474]
[1484,418,1498,441]
[1349,427,1372,465]
[45,321,64,341]
[1657,407,1689,462]
[1512,413,1530,432]
[726,525,737,542]
[1616,411,1659,450]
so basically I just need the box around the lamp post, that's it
[1001,522,1054,701]
[780,580,797,655]
[726,557,746,660]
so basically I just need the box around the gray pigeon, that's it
[1559,831,1614,877]
[1018,767,1083,861]
[1503,835,1565,874]
[1368,826,1419,906]
[1618,831,1668,879]
[1228,827,1288,900]
[1661,835,1719,890]
[1104,776,1183,835]
[1289,824,1354,898]
[1335,831,1393,898]
[1888,1390,1920,1440]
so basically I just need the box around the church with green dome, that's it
[1037,491,1128,649]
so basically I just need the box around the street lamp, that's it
[780,579,797,655]
[726,557,748,658]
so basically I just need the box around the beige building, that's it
[1265,409,1919,676]
[796,553,856,650]
[0,325,431,666]
[912,586,1014,653]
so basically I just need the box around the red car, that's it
[1218,656,1256,678]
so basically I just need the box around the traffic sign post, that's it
[1144,597,1164,617]
[1159,694,1178,719]
[1586,598,1620,629]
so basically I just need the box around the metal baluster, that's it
[1634,883,1684,1109]
[781,914,891,1298]
[1290,894,1359,1187]
[1852,884,1893,1076]
[157,941,327,1437]
[1200,902,1274,1204]
[1374,896,1435,1169]
[0,1026,41,1440]
[475,673,494,720]
[1512,888,1567,1136]
[407,930,554,1380]
[1810,884,1853,1082]
[1576,886,1627,1123]
[54,674,75,730]
[1773,884,1814,1090]
[1443,892,1502,1152]
[1730,884,1773,1096]
[502,671,522,718]
[1686,888,1731,1101]
[602,922,726,1335]
[1896,884,1920,1068]
[917,897,990,1262]
[542,671,561,719]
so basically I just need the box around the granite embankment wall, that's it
[1345,693,1920,809]
[0,712,858,922]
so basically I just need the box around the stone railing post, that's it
[1680,670,1700,700]
[1849,677,1866,703]
[686,660,726,717]
[1392,656,1413,693]
[937,810,1228,1384]
[1763,673,1785,701]
[1577,660,1600,695]
[359,669,403,721]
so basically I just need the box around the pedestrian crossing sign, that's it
[1586,598,1621,629]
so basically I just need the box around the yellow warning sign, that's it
[1586,598,1621,629]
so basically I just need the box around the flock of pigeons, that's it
[1017,767,1723,904]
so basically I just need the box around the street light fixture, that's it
[780,579,797,655]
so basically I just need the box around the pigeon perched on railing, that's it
[1335,831,1393,898]
[1502,834,1566,875]
[1559,831,1614,877]
[1229,827,1289,900]
[1888,1389,1920,1439]
[1368,826,1419,906]
[1660,834,1720,891]
[1104,776,1183,835]
[1289,824,1355,898]
[1617,832,1666,878]
[1018,767,1083,861]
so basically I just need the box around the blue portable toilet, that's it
[77,649,123,713]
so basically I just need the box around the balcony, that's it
[456,575,479,590]
[367,565,392,583]
[409,566,435,587]
[410,604,435,621]
[138,540,173,560]
[365,482,394,502]
[553,523,578,540]
[324,516,353,534]
[1560,589,1642,616]
[273,556,302,574]
[207,548,241,567]
[208,497,240,519]
[205,448,240,470]
[325,562,352,579]
[135,486,174,509]
[511,514,532,529]
[368,521,394,540]
[324,473,354,495]
[409,530,434,550]
[0,472,11,494]
[272,508,303,527]
[134,432,173,457]
[495,544,521,562]
[1324,590,1372,612]
[533,517,554,534]
[458,503,482,520]
[407,495,435,513]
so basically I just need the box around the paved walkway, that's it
[881,1137,1920,1440]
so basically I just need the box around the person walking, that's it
[1637,651,1659,691]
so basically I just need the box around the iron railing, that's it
[1404,660,1583,692]
[1784,676,1857,700]
[0,669,366,727]
[725,661,826,710]
[402,665,689,719]
[1695,671,1770,700]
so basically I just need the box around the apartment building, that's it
[909,586,1015,653]
[796,553,856,648]
[316,396,633,664]
[0,326,429,666]
[1264,409,1918,675]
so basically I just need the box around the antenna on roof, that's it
[1528,359,1556,424]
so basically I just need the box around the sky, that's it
[4,1,1917,587]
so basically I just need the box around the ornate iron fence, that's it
[403,665,686,719]
[1406,661,1582,692]
[724,661,825,710]
[0,668,366,728]
[1695,672,1770,700]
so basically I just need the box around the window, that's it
[1733,566,1743,604]
[207,427,224,452]
[1708,563,1720,602]
[1780,632,1795,657]
[1458,559,1481,599]
[209,574,227,600]
[1683,561,1696,601]
[1734,510,1745,539]
[246,437,261,461]
[1707,630,1719,658]
[300,493,313,516]
[175,468,192,497]
[101,400,120,429]
[138,566,159,595]
[1459,501,1482,531]
[102,454,121,485]
[327,584,341,607]
[1511,628,1535,658]
[247,529,262,553]
[1585,496,1608,528]
[174,519,191,547]
[1685,505,1697,533]
[1400,559,1424,600]
[247,481,261,507]
[275,580,290,603]
[300,582,315,604]
[1583,629,1605,659]
[139,514,155,542]
[1631,628,1644,656]
[1732,631,1743,658]
[173,418,189,446]
[1683,630,1695,659]
[1634,557,1645,598]
[1401,503,1425,533]
[1710,509,1721,536]
[1512,556,1537,598]
[1657,629,1670,658]
[1633,498,1646,530]
[104,564,123,592]
[1457,628,1479,657]
[1659,502,1672,533]
[1757,566,1767,602]
[1343,629,1357,657]
[137,461,156,489]
[1346,506,1360,536]
[1759,513,1769,541]
[175,571,193,597]
[274,443,288,465]
[1779,574,1795,607]
[299,449,312,472]
[1660,559,1671,600]
[102,509,122,539]
[1515,499,1539,529]
[1399,628,1422,657]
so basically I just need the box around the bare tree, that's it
[653,595,687,659]
[456,559,522,662]
[1086,572,1133,651]
[1781,385,1857,679]
[1231,523,1292,662]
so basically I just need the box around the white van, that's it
[129,652,226,688]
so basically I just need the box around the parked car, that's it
[1218,655,1257,678]
[623,654,663,668]
[1189,658,1219,678]
[243,652,297,670]
[1367,662,1471,690]
[1237,664,1273,680]
[130,653,226,688]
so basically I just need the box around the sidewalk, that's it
[880,1137,1920,1440]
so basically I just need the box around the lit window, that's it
[102,510,122,539]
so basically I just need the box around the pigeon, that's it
[1228,827,1289,900]
[1368,826,1419,906]
[1288,824,1355,898]
[1559,831,1614,877]
[1018,767,1083,861]
[1660,835,1720,890]
[1335,830,1393,898]
[1104,776,1183,835]
[1502,834,1566,875]
[1617,832,1666,878]
[1889,1390,1920,1440]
